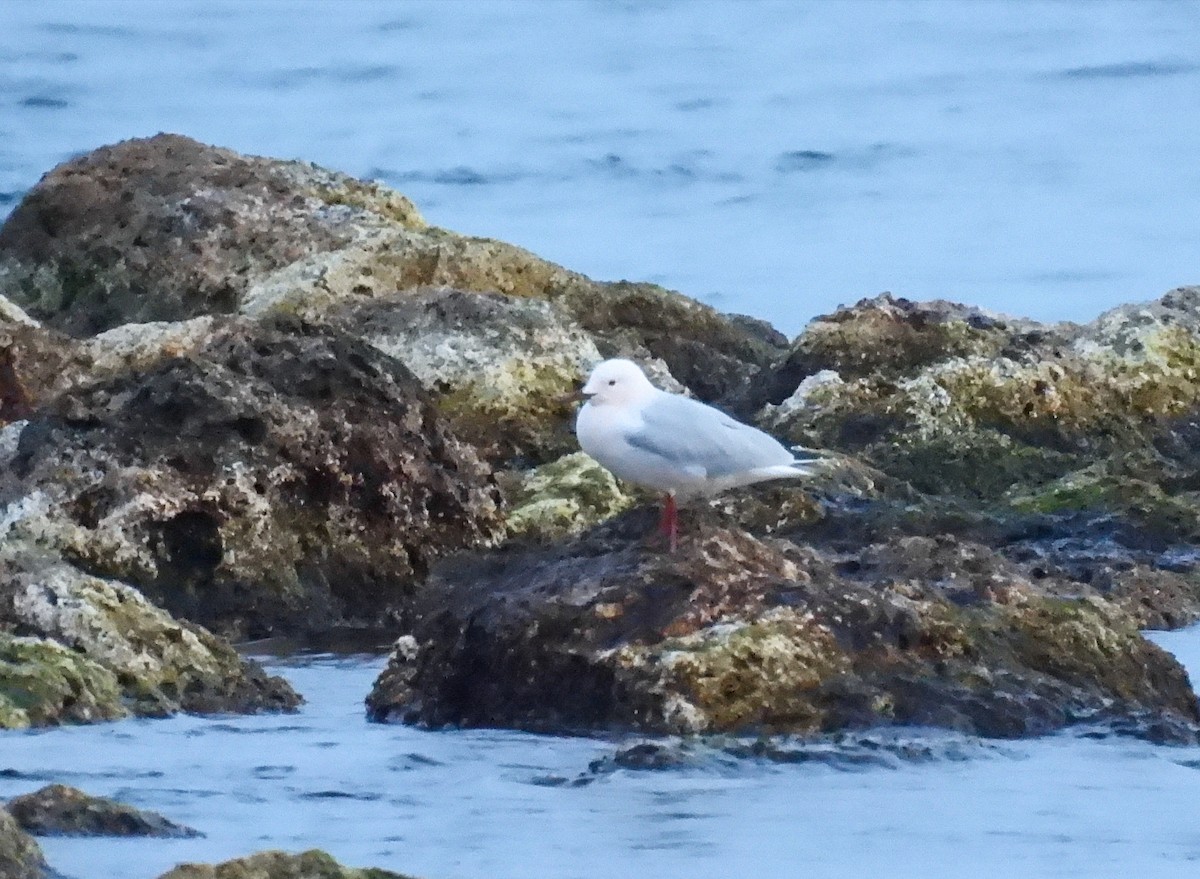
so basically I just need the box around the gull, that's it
[574,358,817,552]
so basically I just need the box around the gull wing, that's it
[625,392,796,479]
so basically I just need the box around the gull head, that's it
[581,358,656,407]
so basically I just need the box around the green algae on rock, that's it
[0,810,48,879]
[7,783,201,838]
[0,557,299,718]
[504,451,638,541]
[0,634,126,729]
[156,849,418,879]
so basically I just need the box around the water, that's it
[3,1,1200,335]
[0,630,1198,879]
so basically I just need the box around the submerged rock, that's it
[367,511,1198,741]
[0,810,48,879]
[3,317,501,640]
[6,784,200,838]
[156,849,417,879]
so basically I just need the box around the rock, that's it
[156,849,417,879]
[329,288,600,466]
[502,452,638,542]
[0,133,425,336]
[0,296,90,426]
[0,810,48,879]
[0,633,126,728]
[0,557,300,723]
[735,293,1045,413]
[0,135,782,413]
[366,511,1198,741]
[3,317,502,639]
[6,784,200,838]
[748,287,1200,613]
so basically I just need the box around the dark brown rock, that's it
[0,134,423,336]
[7,784,200,838]
[366,508,1199,741]
[5,317,502,640]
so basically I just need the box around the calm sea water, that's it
[0,630,1197,879]
[2,1,1200,335]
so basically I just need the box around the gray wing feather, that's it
[625,393,794,478]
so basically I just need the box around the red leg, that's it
[662,493,678,554]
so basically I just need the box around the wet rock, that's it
[3,317,501,639]
[0,557,299,723]
[586,741,709,773]
[156,849,417,879]
[0,810,48,879]
[746,288,1200,612]
[720,730,1001,768]
[6,784,200,838]
[366,512,1198,741]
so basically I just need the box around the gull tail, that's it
[787,445,832,477]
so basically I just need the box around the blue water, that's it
[0,630,1197,879]
[2,1,1200,334]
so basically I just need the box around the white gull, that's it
[574,358,817,551]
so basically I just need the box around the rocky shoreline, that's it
[2,134,1200,876]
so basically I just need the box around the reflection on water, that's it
[2,1,1200,334]
[0,635,1198,879]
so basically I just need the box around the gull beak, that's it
[557,387,590,406]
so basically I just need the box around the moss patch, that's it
[0,635,127,727]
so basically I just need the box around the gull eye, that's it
[608,379,616,386]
